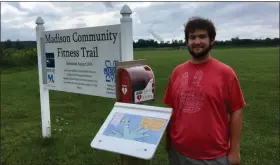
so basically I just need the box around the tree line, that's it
[1,37,279,50]
[0,37,278,69]
[133,37,279,49]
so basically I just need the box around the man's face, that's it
[187,29,213,60]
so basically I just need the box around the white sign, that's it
[35,4,134,139]
[43,24,121,98]
[90,102,172,160]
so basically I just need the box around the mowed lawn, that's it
[1,47,279,165]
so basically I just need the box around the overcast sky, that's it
[1,1,279,42]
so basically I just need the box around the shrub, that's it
[0,48,38,69]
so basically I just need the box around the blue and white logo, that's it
[104,60,118,83]
[47,74,54,83]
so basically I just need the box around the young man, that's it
[163,17,246,165]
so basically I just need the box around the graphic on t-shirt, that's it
[179,70,206,113]
[102,112,168,145]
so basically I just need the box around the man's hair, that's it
[184,16,216,43]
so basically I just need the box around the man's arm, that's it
[229,109,243,153]
[162,77,174,152]
[227,69,246,164]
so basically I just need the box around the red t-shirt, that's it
[163,57,246,160]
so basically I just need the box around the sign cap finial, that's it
[35,17,44,25]
[120,4,132,14]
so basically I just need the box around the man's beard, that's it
[187,44,212,60]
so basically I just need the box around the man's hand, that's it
[227,108,243,165]
[228,148,241,165]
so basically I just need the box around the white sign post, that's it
[35,4,134,138]
[36,17,51,138]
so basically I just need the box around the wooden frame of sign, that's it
[115,59,151,165]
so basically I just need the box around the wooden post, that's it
[120,155,150,165]
[115,59,151,165]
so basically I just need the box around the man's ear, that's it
[210,40,215,46]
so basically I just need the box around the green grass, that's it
[1,47,279,165]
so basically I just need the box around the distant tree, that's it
[15,39,24,50]
[4,39,13,48]
[1,37,279,50]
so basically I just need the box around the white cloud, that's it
[119,2,154,10]
[44,11,119,31]
[19,2,60,13]
[1,2,279,42]
[1,2,26,17]
[1,2,28,23]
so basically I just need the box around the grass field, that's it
[1,47,279,165]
